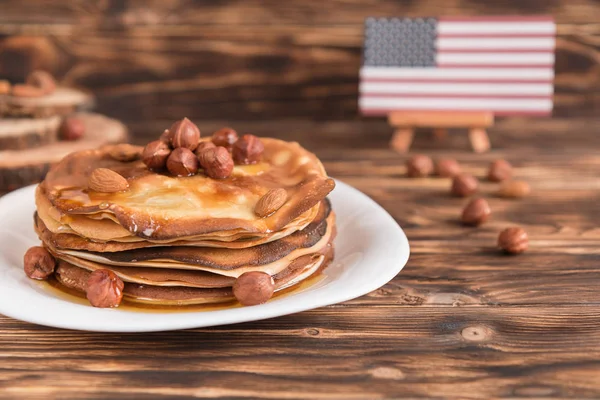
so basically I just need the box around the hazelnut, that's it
[461,198,491,226]
[86,269,124,308]
[170,118,200,151]
[167,147,199,176]
[498,227,529,254]
[194,141,216,156]
[142,140,171,170]
[212,127,238,149]
[498,180,531,198]
[23,246,56,280]
[159,129,172,145]
[406,154,434,178]
[488,159,512,182]
[26,70,56,94]
[232,271,275,306]
[451,174,479,197]
[198,146,234,179]
[435,158,461,177]
[59,117,86,141]
[11,84,45,98]
[232,134,264,165]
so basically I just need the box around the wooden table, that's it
[1,117,599,399]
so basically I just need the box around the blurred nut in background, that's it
[406,154,434,178]
[26,70,56,94]
[435,158,461,177]
[498,180,531,198]
[498,227,529,254]
[451,174,478,197]
[59,117,86,141]
[488,159,512,182]
[461,198,491,226]
[12,84,45,98]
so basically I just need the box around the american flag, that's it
[359,16,556,116]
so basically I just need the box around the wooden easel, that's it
[388,111,494,153]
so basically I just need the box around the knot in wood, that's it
[461,325,493,342]
[305,328,320,336]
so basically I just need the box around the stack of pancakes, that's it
[34,137,335,307]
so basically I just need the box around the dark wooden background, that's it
[1,1,600,399]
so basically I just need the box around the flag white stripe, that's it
[437,21,555,35]
[436,53,554,65]
[360,82,553,96]
[359,67,554,80]
[359,97,552,112]
[437,37,554,49]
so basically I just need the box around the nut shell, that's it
[88,168,129,193]
[498,180,531,198]
[142,140,171,170]
[198,146,234,179]
[461,198,491,226]
[451,174,479,197]
[406,154,434,178]
[170,118,200,151]
[26,70,56,94]
[212,127,238,149]
[23,246,56,280]
[488,159,513,182]
[167,147,199,176]
[232,134,264,165]
[255,188,287,217]
[233,271,275,306]
[59,117,86,141]
[498,227,529,254]
[86,269,124,308]
[435,158,461,177]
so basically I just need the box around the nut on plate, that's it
[88,168,129,193]
[24,246,56,280]
[435,158,461,177]
[233,271,275,306]
[142,140,171,170]
[86,269,124,308]
[167,147,199,176]
[461,198,491,226]
[212,127,238,149]
[406,154,434,178]
[59,117,86,141]
[170,117,200,151]
[451,174,479,197]
[107,144,141,162]
[232,134,264,165]
[255,188,288,217]
[498,227,529,254]
[198,146,234,179]
[26,70,56,94]
[498,180,531,198]
[488,159,512,182]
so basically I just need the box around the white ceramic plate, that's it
[0,180,409,332]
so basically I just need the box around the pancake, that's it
[41,138,335,240]
[54,250,331,305]
[46,212,335,278]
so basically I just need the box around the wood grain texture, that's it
[0,0,598,121]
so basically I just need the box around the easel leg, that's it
[390,127,414,153]
[433,128,447,141]
[469,127,490,153]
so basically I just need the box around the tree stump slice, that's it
[0,112,128,191]
[0,87,94,118]
[0,116,62,150]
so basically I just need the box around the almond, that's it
[88,168,129,193]
[107,143,141,162]
[254,188,287,217]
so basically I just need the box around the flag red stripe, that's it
[361,78,553,84]
[437,64,554,68]
[439,16,553,22]
[361,93,552,99]
[359,108,551,116]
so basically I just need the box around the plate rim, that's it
[0,179,409,332]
